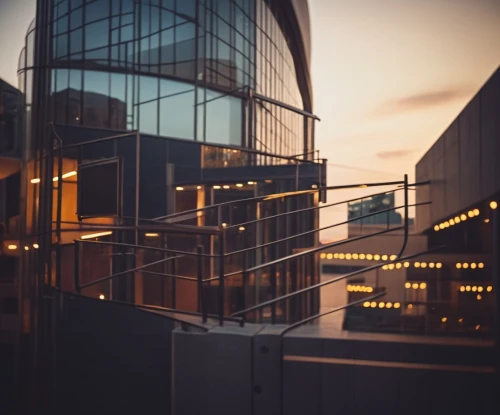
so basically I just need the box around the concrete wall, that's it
[55,293,175,415]
[416,67,500,232]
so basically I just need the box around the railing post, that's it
[171,253,177,309]
[492,207,500,407]
[241,247,247,327]
[270,264,277,324]
[73,240,80,294]
[197,245,207,324]
[398,174,409,258]
[218,230,225,326]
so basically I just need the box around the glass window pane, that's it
[85,19,109,50]
[139,101,158,135]
[70,28,83,54]
[83,71,110,128]
[70,6,83,29]
[110,74,127,129]
[56,69,69,92]
[160,9,174,29]
[177,0,195,20]
[55,34,69,58]
[203,89,242,146]
[57,16,69,34]
[85,0,109,23]
[159,82,194,140]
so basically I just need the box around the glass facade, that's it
[19,0,313,157]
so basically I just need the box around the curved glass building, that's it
[7,2,324,409]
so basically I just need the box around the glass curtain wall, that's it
[18,0,311,157]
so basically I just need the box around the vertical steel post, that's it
[197,245,207,323]
[218,230,225,326]
[73,240,80,294]
[493,207,500,409]
[55,145,63,288]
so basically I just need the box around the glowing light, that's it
[420,282,427,289]
[145,233,159,237]
[320,253,326,259]
[478,286,483,292]
[484,219,490,223]
[213,185,221,189]
[475,325,481,330]
[347,285,353,292]
[238,226,245,231]
[367,287,374,293]
[405,282,411,289]
[197,186,202,189]
[359,254,366,260]
[24,246,29,251]
[473,208,480,216]
[374,254,380,260]
[472,286,477,292]
[7,245,17,250]
[404,262,410,268]
[468,210,474,218]
[396,263,402,269]
[33,244,39,249]
[477,294,482,300]
[386,302,392,309]
[366,254,373,260]
[30,178,41,184]
[458,318,463,323]
[327,254,333,260]
[370,302,377,308]
[414,262,420,268]
[352,254,359,260]
[382,265,388,270]
[439,223,445,230]
[421,262,427,268]
[363,302,371,308]
[407,304,413,309]
[223,185,230,189]
[339,253,345,259]
[62,171,77,179]
[460,286,465,292]
[236,184,244,187]
[176,187,184,191]
[487,286,493,292]
[444,222,450,228]
[412,283,419,290]
[390,255,397,260]
[454,216,460,223]
[436,263,442,269]
[99,294,105,300]
[379,302,385,308]
[394,302,401,309]
[463,263,469,269]
[466,286,471,292]
[449,219,455,226]
[429,263,435,268]
[490,201,498,210]
[81,231,112,240]
[345,253,352,260]
[478,263,484,269]
[434,225,440,231]
[471,263,477,269]
[461,214,467,221]
[382,255,388,261]
[456,263,462,269]
[248,181,255,185]
[333,253,339,259]
[441,317,447,323]
[388,264,395,270]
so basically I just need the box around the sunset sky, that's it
[1,0,500,240]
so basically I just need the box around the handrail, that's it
[225,201,430,258]
[231,246,445,318]
[280,291,388,337]
[221,227,403,280]
[78,254,186,291]
[75,239,217,258]
[154,189,318,222]
[141,270,197,282]
[224,187,404,230]
[154,178,408,224]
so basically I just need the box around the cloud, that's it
[370,87,474,117]
[376,149,417,160]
